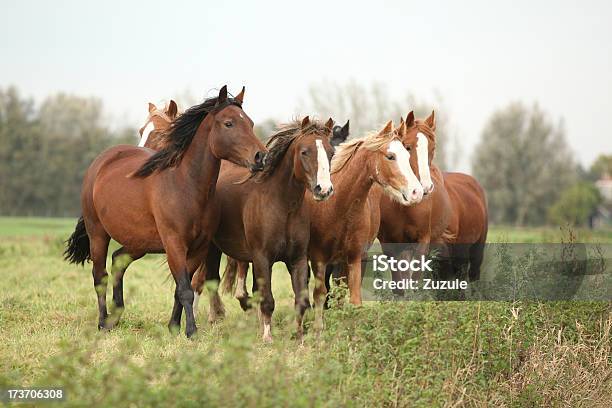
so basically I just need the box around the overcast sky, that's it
[1,0,610,170]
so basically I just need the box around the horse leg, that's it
[287,257,310,342]
[191,264,204,320]
[89,231,110,330]
[164,238,197,338]
[252,253,273,342]
[468,242,485,281]
[311,261,327,333]
[235,261,251,311]
[204,245,225,324]
[106,247,143,329]
[347,258,363,305]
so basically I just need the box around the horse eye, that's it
[224,121,233,128]
[386,154,396,160]
[301,150,309,156]
[406,146,412,151]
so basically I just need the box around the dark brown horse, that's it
[138,100,179,149]
[192,117,335,342]
[377,111,487,285]
[216,119,351,314]
[64,86,267,337]
[308,120,422,328]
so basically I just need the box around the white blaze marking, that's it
[315,139,332,192]
[138,121,155,147]
[416,133,433,192]
[192,292,199,319]
[388,140,423,204]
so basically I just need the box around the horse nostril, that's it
[314,185,322,195]
[412,188,420,198]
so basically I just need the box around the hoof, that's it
[186,326,198,339]
[262,334,273,343]
[238,296,252,311]
[168,322,181,335]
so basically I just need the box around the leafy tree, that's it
[589,154,612,180]
[548,182,602,227]
[472,103,576,226]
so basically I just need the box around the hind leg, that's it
[287,257,310,341]
[235,261,251,311]
[204,245,225,324]
[89,232,111,330]
[468,243,485,281]
[106,247,143,329]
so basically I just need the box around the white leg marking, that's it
[315,139,333,196]
[138,121,155,147]
[416,133,434,193]
[235,274,247,299]
[388,140,423,205]
[192,292,200,319]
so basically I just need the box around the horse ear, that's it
[341,120,350,139]
[399,116,405,125]
[405,111,415,127]
[301,116,310,129]
[397,119,406,137]
[325,117,334,132]
[218,85,228,104]
[167,100,178,118]
[148,103,156,113]
[425,110,436,130]
[235,86,245,104]
[380,120,393,135]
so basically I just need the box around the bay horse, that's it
[377,111,487,287]
[208,119,351,316]
[64,86,267,337]
[308,120,423,329]
[138,100,178,149]
[192,117,335,342]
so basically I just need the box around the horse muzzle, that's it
[313,183,334,201]
[250,151,267,172]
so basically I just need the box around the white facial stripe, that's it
[138,121,155,147]
[388,139,422,196]
[416,133,433,188]
[315,139,332,191]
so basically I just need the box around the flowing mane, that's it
[134,96,241,177]
[330,127,397,174]
[251,119,331,181]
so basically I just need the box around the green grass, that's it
[0,218,610,407]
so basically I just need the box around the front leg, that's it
[311,261,328,333]
[347,258,363,305]
[163,237,197,338]
[252,252,273,342]
[286,257,310,342]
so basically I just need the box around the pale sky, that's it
[1,0,610,171]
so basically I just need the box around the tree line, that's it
[0,84,609,227]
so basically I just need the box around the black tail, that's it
[64,216,91,265]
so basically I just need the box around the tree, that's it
[589,154,612,180]
[472,103,576,226]
[548,182,602,227]
[300,80,456,169]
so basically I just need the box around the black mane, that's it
[133,96,241,177]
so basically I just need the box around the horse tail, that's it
[64,216,91,265]
[220,257,239,295]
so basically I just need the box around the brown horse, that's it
[138,100,179,149]
[308,120,422,327]
[64,86,267,337]
[215,119,351,314]
[191,117,335,342]
[377,111,487,286]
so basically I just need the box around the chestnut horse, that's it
[377,111,487,286]
[215,118,351,314]
[138,100,178,149]
[64,86,267,337]
[192,117,335,342]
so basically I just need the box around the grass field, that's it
[0,217,610,407]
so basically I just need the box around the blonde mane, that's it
[330,128,397,174]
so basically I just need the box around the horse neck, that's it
[266,142,307,211]
[331,148,375,215]
[176,118,221,203]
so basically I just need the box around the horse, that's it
[210,119,351,315]
[377,111,487,289]
[306,120,422,329]
[138,100,178,149]
[191,117,335,342]
[64,86,267,338]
